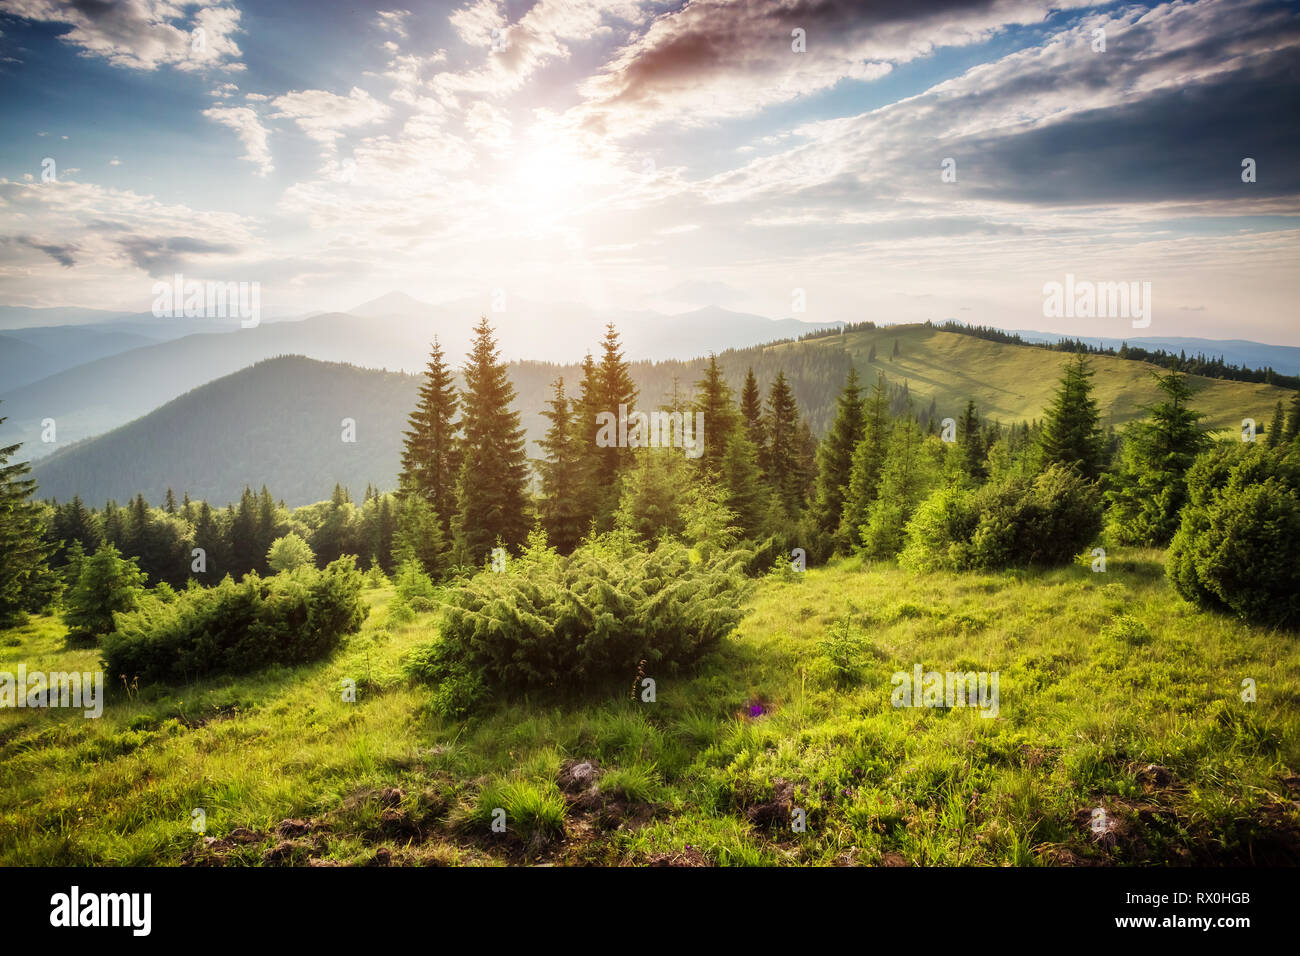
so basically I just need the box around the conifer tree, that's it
[0,418,59,626]
[1038,352,1106,479]
[1104,369,1209,546]
[568,351,603,532]
[959,399,986,481]
[51,495,101,566]
[1266,399,1287,448]
[191,500,224,581]
[838,373,890,551]
[1283,389,1300,445]
[454,317,531,564]
[399,336,460,540]
[721,430,765,539]
[812,368,865,539]
[537,377,587,553]
[764,371,804,516]
[63,542,145,640]
[862,415,933,559]
[395,493,448,578]
[739,367,765,454]
[693,354,739,477]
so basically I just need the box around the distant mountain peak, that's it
[348,290,434,316]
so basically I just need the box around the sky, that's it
[0,0,1297,344]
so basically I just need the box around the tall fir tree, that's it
[1104,369,1209,546]
[1266,399,1287,448]
[1283,389,1300,445]
[811,367,865,538]
[0,415,59,626]
[958,399,987,481]
[454,317,531,564]
[568,351,603,534]
[536,377,587,552]
[693,354,739,477]
[862,415,934,559]
[1038,352,1107,479]
[739,367,765,455]
[592,324,638,527]
[399,336,461,540]
[838,373,890,552]
[764,371,805,517]
[721,429,765,539]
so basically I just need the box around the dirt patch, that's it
[745,777,795,829]
[557,759,599,794]
[645,846,711,867]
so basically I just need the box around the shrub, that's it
[900,464,1102,571]
[1167,443,1300,628]
[408,534,750,707]
[817,618,869,687]
[102,557,367,684]
[266,533,315,573]
[394,558,436,608]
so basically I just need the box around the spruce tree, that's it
[838,373,890,551]
[764,371,804,516]
[1104,369,1209,546]
[721,430,765,539]
[399,336,461,540]
[862,415,933,559]
[395,493,448,578]
[1038,352,1106,479]
[536,377,587,553]
[739,367,765,454]
[454,317,531,564]
[811,368,865,539]
[191,500,224,582]
[63,542,145,640]
[568,352,603,532]
[693,354,739,476]
[1266,399,1287,448]
[959,399,986,480]
[0,417,59,626]
[1283,389,1300,445]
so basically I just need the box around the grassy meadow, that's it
[2,549,1297,867]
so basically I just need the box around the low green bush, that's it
[900,464,1103,571]
[1167,443,1300,628]
[407,532,750,712]
[102,557,367,684]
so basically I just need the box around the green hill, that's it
[24,326,1294,507]
[762,324,1291,434]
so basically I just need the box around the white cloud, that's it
[202,105,274,175]
[270,87,391,152]
[0,0,244,72]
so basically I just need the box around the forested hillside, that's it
[27,324,1295,507]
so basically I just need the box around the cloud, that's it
[375,9,411,39]
[0,0,244,72]
[270,86,391,152]
[575,0,1094,134]
[203,105,274,175]
[7,234,77,266]
[117,235,241,275]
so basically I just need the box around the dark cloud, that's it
[118,235,240,275]
[951,50,1300,205]
[5,234,78,266]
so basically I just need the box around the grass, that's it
[1,551,1297,866]
[779,324,1293,434]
